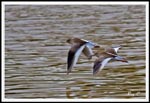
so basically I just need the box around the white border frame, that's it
[2,1,149,102]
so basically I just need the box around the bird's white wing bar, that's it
[74,45,86,66]
[113,46,121,53]
[99,58,112,71]
[80,38,89,42]
[93,58,112,74]
[81,39,97,46]
[67,44,86,74]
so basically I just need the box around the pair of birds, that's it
[66,37,128,75]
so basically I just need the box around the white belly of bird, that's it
[100,58,112,71]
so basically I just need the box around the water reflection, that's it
[66,81,94,98]
[65,68,145,99]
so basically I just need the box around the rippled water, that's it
[5,5,146,99]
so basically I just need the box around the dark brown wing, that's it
[67,43,85,74]
[93,58,102,74]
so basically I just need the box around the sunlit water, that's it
[5,5,146,99]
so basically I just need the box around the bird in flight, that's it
[66,37,100,74]
[93,46,128,75]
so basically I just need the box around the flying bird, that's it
[93,46,128,75]
[66,38,100,74]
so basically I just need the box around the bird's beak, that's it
[121,58,128,63]
[115,56,128,63]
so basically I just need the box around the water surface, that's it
[5,5,146,99]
